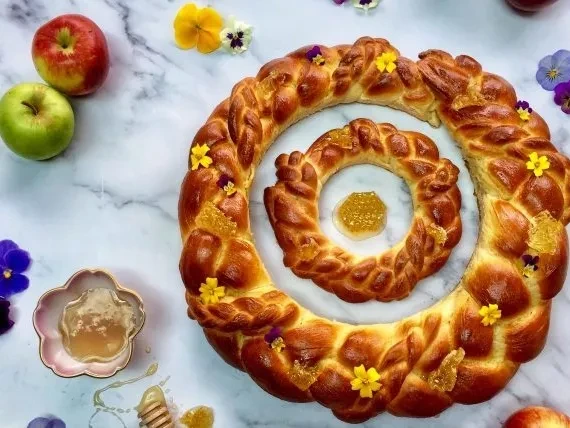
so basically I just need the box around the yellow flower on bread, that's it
[479,304,502,326]
[191,144,213,170]
[350,364,381,398]
[199,277,225,304]
[375,52,397,73]
[526,152,550,177]
[174,3,223,53]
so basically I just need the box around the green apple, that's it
[0,82,75,160]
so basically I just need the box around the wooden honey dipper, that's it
[137,386,174,428]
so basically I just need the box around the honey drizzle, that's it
[288,360,321,391]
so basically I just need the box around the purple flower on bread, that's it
[515,100,533,121]
[536,50,570,91]
[0,297,14,335]
[521,254,539,278]
[553,81,570,114]
[306,46,325,66]
[0,240,32,298]
[264,326,282,344]
[27,416,66,428]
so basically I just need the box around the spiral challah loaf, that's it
[178,37,570,423]
[264,120,462,302]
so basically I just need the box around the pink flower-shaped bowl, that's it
[33,269,145,378]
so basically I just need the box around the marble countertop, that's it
[1,0,570,427]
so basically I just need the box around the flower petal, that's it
[350,378,363,389]
[537,54,554,70]
[8,273,29,295]
[5,249,31,273]
[197,7,223,32]
[367,368,381,382]
[354,364,367,379]
[360,385,373,398]
[536,67,558,91]
[197,29,221,54]
[174,3,199,28]
[0,240,18,261]
[370,381,382,392]
[551,49,570,67]
[175,26,199,50]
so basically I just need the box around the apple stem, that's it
[21,101,39,115]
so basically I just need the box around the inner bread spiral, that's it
[264,120,462,303]
[178,37,570,423]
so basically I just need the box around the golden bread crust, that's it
[504,406,570,428]
[178,37,570,423]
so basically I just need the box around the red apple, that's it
[506,0,559,11]
[32,14,110,96]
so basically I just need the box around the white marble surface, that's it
[0,0,569,427]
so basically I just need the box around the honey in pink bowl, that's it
[59,287,137,363]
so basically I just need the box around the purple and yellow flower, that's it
[27,416,66,428]
[515,100,533,121]
[536,50,570,91]
[0,240,31,298]
[521,254,539,278]
[264,326,286,352]
[554,80,570,115]
[217,174,237,196]
[352,0,380,10]
[306,46,325,66]
[0,297,14,335]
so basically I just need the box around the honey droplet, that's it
[333,191,387,240]
[180,406,214,428]
[527,210,563,255]
[288,360,320,391]
[298,238,319,261]
[326,128,353,149]
[136,385,167,413]
[195,201,237,238]
[60,288,136,363]
[427,348,465,392]
[427,223,448,245]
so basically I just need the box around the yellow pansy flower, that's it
[174,3,223,54]
[224,181,237,196]
[271,337,286,353]
[199,277,225,304]
[479,304,502,326]
[191,144,213,170]
[526,152,550,177]
[375,52,398,73]
[350,364,381,398]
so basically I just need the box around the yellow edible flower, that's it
[375,52,398,73]
[517,108,531,121]
[526,152,550,177]
[199,277,225,304]
[271,337,286,353]
[174,3,223,53]
[479,304,502,326]
[224,181,237,196]
[350,364,381,398]
[191,144,213,170]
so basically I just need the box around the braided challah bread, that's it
[264,120,462,303]
[178,37,570,423]
[504,406,570,428]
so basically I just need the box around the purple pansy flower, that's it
[522,254,539,269]
[536,50,570,91]
[333,0,346,4]
[515,100,533,113]
[306,46,325,65]
[554,80,570,114]
[264,326,282,344]
[217,174,231,189]
[0,297,14,335]
[0,240,32,298]
[27,417,66,428]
